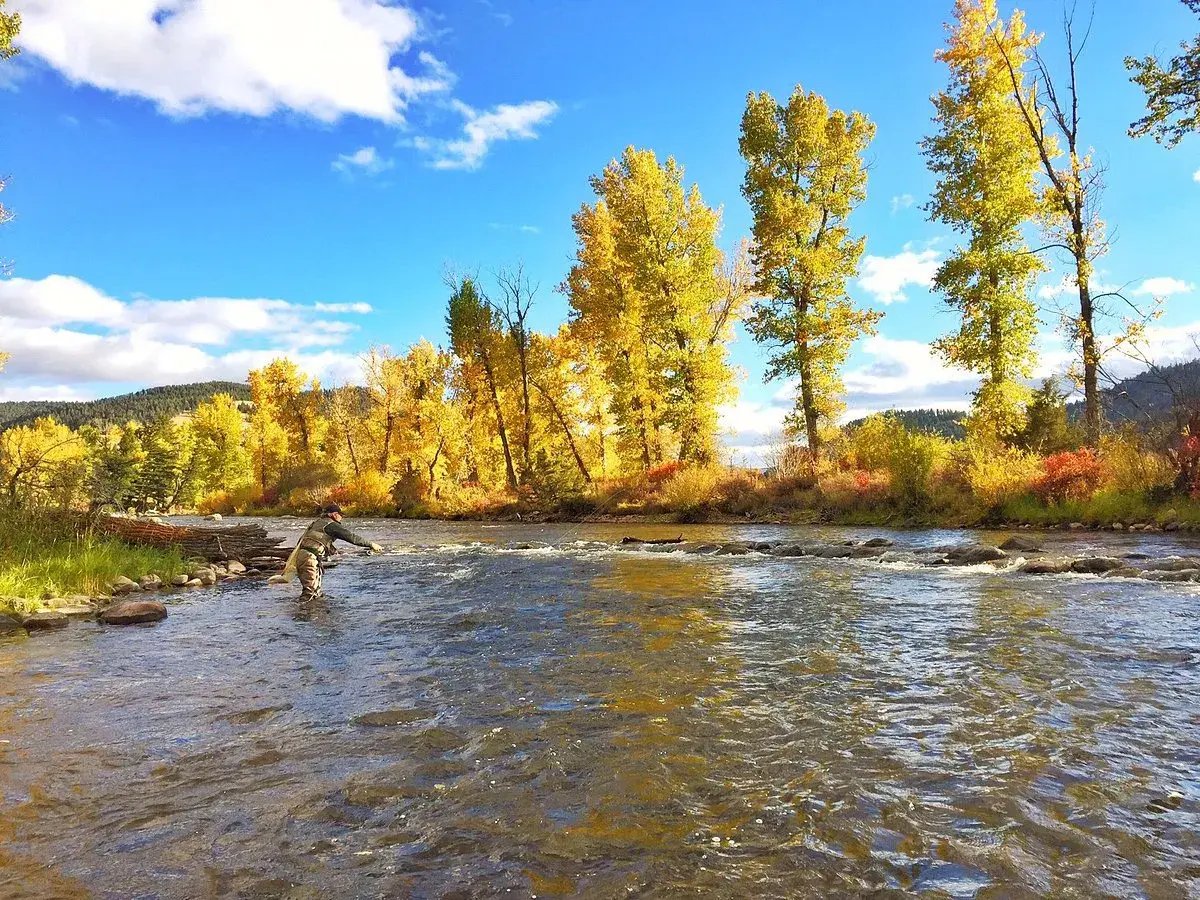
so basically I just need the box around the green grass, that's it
[0,513,186,615]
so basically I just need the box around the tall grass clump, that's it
[0,513,186,613]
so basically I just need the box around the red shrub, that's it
[1179,434,1200,499]
[646,461,682,485]
[1032,449,1103,503]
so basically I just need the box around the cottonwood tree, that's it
[992,6,1128,445]
[566,147,736,467]
[495,264,538,479]
[1127,0,1200,147]
[248,359,326,460]
[924,0,1045,442]
[192,392,250,493]
[739,86,881,454]
[0,417,86,509]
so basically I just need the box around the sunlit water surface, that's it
[2,520,1200,898]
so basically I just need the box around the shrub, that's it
[961,442,1040,508]
[646,461,682,485]
[326,471,395,515]
[658,466,722,513]
[1032,449,1103,503]
[1099,430,1174,493]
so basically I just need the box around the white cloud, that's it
[1133,276,1194,298]
[332,146,394,176]
[0,274,371,390]
[857,247,940,304]
[0,383,92,403]
[16,0,452,123]
[422,99,558,170]
[1193,168,1200,184]
[890,193,915,214]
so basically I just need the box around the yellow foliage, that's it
[1098,431,1175,493]
[657,466,725,511]
[961,441,1040,507]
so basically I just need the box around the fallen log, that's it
[620,535,684,545]
[93,516,289,563]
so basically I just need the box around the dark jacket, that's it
[296,516,374,558]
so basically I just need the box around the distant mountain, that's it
[1084,359,1200,427]
[846,408,966,439]
[0,381,252,430]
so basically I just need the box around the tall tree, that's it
[739,87,881,453]
[248,358,326,459]
[993,8,1110,444]
[1127,0,1200,147]
[924,0,1045,441]
[192,392,249,494]
[495,264,538,478]
[0,1,18,280]
[447,276,519,490]
[566,147,737,467]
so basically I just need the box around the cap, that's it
[322,503,343,515]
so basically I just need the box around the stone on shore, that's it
[111,575,141,595]
[170,574,189,587]
[205,513,223,521]
[138,574,163,590]
[99,600,167,625]
[22,610,69,630]
[0,613,25,632]
[267,574,288,585]
[226,560,247,574]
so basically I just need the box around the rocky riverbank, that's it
[0,554,288,637]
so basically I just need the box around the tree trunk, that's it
[534,381,592,483]
[482,350,519,491]
[380,413,394,474]
[1074,233,1101,446]
[794,291,820,454]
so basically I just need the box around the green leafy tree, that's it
[1127,0,1200,147]
[739,86,881,453]
[192,392,250,494]
[448,276,519,490]
[1018,377,1075,454]
[924,0,1044,442]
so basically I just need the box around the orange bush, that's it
[646,461,682,485]
[1032,449,1103,503]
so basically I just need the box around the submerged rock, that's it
[1146,569,1200,583]
[715,542,753,555]
[862,537,894,548]
[1021,560,1072,575]
[352,708,429,727]
[99,600,167,625]
[22,610,69,630]
[999,535,1042,552]
[1069,557,1126,574]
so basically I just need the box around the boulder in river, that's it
[1069,557,1126,574]
[99,600,167,625]
[1021,560,1072,575]
[943,545,1008,565]
[22,610,69,630]
[862,537,894,548]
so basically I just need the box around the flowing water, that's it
[2,519,1200,899]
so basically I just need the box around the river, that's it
[1,519,1199,898]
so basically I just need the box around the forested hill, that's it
[1088,359,1200,425]
[0,382,251,429]
[846,408,967,439]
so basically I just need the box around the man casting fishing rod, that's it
[289,503,383,601]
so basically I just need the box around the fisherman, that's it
[292,503,383,601]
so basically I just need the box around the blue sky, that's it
[1,0,1197,458]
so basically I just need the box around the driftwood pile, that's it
[94,516,291,566]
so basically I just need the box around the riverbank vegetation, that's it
[2,0,1199,533]
[0,513,185,614]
